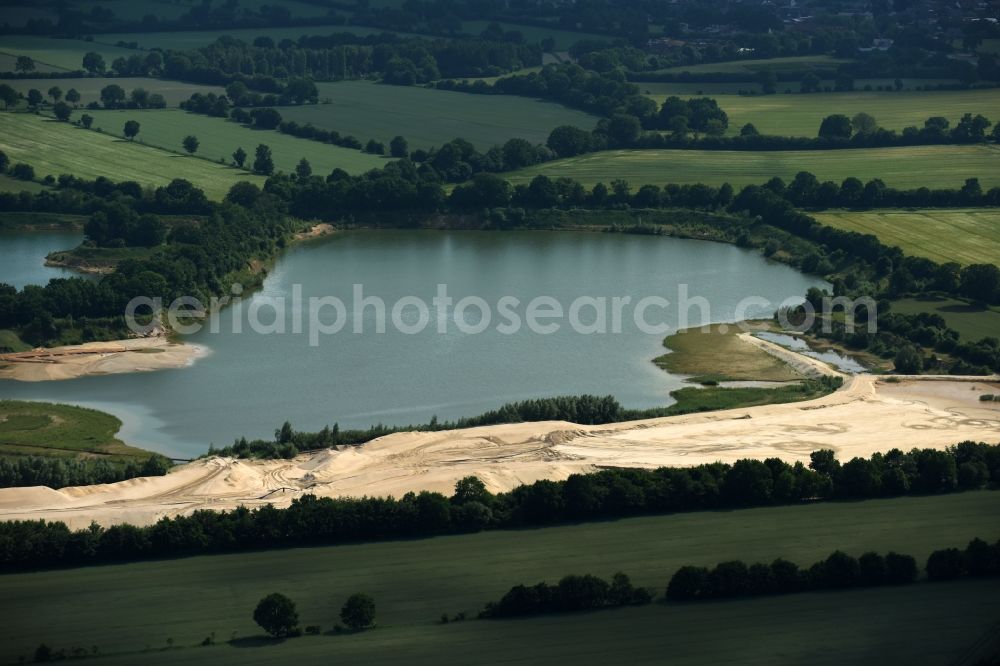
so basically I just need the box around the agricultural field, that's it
[4,77,225,107]
[0,4,59,27]
[672,88,1000,138]
[505,145,1000,190]
[282,80,600,149]
[0,35,138,71]
[636,78,961,98]
[812,208,1000,266]
[0,400,151,459]
[2,490,998,663]
[83,109,389,175]
[70,0,334,22]
[654,55,852,75]
[0,112,264,199]
[94,23,425,51]
[0,173,46,193]
[892,297,1000,341]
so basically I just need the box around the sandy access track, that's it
[0,336,205,382]
[0,373,997,528]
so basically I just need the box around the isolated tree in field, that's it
[15,56,34,73]
[295,158,312,179]
[232,146,247,168]
[389,135,409,158]
[26,89,43,109]
[82,51,106,74]
[0,83,17,109]
[253,593,299,637]
[80,113,94,129]
[182,135,199,155]
[53,102,72,122]
[253,144,274,175]
[340,593,375,630]
[100,84,126,108]
[47,86,62,103]
[851,112,878,136]
[65,88,80,106]
[818,114,852,140]
[123,120,141,141]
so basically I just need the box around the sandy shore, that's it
[0,336,205,382]
[1,373,996,528]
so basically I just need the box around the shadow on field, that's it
[229,636,287,648]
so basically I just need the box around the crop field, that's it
[812,208,1000,266]
[636,78,961,98]
[83,109,389,175]
[0,35,138,71]
[654,55,852,75]
[673,88,1000,138]
[505,145,1000,190]
[0,400,152,459]
[1,491,998,663]
[892,297,1000,341]
[0,113,264,199]
[281,80,600,149]
[94,23,425,51]
[3,77,225,107]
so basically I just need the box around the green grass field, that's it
[892,297,1000,341]
[812,208,1000,265]
[281,80,599,149]
[656,323,802,382]
[83,109,389,176]
[2,491,998,663]
[654,55,852,76]
[0,112,264,199]
[505,145,1000,190]
[72,0,332,22]
[637,78,961,98]
[0,400,151,459]
[648,88,1000,138]
[3,77,225,107]
[0,35,138,71]
[0,174,46,193]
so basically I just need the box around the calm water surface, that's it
[0,230,85,288]
[0,230,826,457]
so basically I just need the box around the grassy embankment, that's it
[283,80,600,149]
[505,145,1000,189]
[0,400,152,461]
[82,109,390,176]
[0,112,264,199]
[2,491,998,664]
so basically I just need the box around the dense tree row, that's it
[0,455,171,489]
[667,536,999,602]
[480,572,652,619]
[0,443,995,572]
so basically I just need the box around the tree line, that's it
[0,455,171,489]
[0,442,995,572]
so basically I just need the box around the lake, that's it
[0,229,85,289]
[0,230,826,458]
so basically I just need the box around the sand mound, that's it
[0,375,996,529]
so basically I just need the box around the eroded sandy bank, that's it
[1,374,996,528]
[0,336,205,382]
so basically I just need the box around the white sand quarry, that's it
[1,363,997,528]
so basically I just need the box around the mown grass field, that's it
[649,88,1000,138]
[2,491,998,663]
[893,297,1000,341]
[0,400,150,459]
[0,174,46,193]
[4,77,225,107]
[505,145,1000,190]
[812,208,1000,265]
[0,112,264,199]
[283,80,599,149]
[0,36,138,71]
[83,109,389,175]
